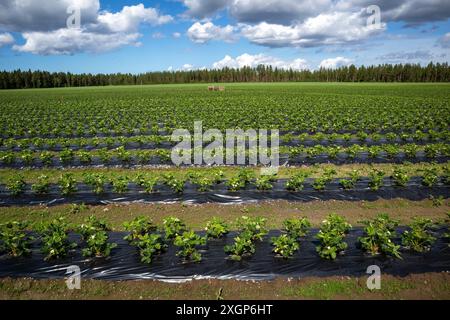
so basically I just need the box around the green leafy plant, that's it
[6,175,26,196]
[163,217,187,239]
[224,231,256,261]
[83,173,109,194]
[58,173,77,196]
[421,167,439,187]
[254,175,274,191]
[173,230,206,263]
[77,215,110,240]
[316,213,351,260]
[368,169,385,191]
[282,217,311,238]
[38,217,76,260]
[81,230,117,258]
[31,174,50,194]
[271,234,300,258]
[235,216,268,241]
[391,167,410,187]
[358,213,401,258]
[123,216,157,244]
[401,217,436,253]
[205,217,229,239]
[136,233,167,264]
[0,221,33,257]
[285,172,308,192]
[112,176,129,193]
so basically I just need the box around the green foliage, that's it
[123,216,157,244]
[224,231,256,261]
[358,213,401,258]
[285,172,308,192]
[235,216,268,241]
[391,167,410,187]
[6,175,26,196]
[316,213,351,260]
[173,230,206,263]
[401,217,436,253]
[81,231,117,258]
[205,218,229,239]
[58,173,77,195]
[271,234,300,258]
[136,233,167,264]
[282,217,311,238]
[38,217,76,260]
[0,221,33,257]
[31,174,50,194]
[83,173,109,194]
[368,169,385,191]
[77,215,110,240]
[163,217,187,239]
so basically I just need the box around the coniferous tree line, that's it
[0,62,449,89]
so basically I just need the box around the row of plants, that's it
[1,87,448,140]
[0,143,449,167]
[1,129,448,152]
[1,214,449,263]
[2,166,449,196]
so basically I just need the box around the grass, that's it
[0,199,448,231]
[1,273,449,300]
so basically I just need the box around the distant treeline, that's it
[1,62,449,89]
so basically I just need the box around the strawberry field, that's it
[0,82,449,298]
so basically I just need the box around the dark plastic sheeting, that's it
[0,178,448,206]
[1,229,449,282]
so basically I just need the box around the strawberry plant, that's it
[162,174,186,194]
[255,175,273,190]
[136,233,167,264]
[0,221,33,257]
[205,217,229,239]
[31,175,50,194]
[38,217,77,260]
[316,214,351,260]
[283,217,311,238]
[20,150,34,165]
[163,217,187,239]
[81,230,117,258]
[391,167,410,187]
[226,176,245,191]
[369,169,385,191]
[78,215,110,240]
[401,217,436,252]
[224,231,256,261]
[77,150,92,164]
[58,173,77,195]
[6,175,26,196]
[271,234,300,258]
[40,151,53,166]
[123,216,157,243]
[173,230,206,263]
[285,172,308,192]
[83,173,109,194]
[59,148,74,164]
[112,176,129,193]
[421,167,439,187]
[236,216,268,241]
[358,213,401,258]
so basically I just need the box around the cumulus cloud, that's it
[0,0,100,32]
[241,10,385,48]
[1,1,172,55]
[97,4,172,33]
[212,53,309,70]
[182,64,194,71]
[438,32,450,48]
[173,32,181,38]
[319,57,353,69]
[0,32,14,47]
[13,29,141,55]
[182,0,231,19]
[187,22,236,44]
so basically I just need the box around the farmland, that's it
[0,82,449,300]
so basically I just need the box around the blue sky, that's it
[0,0,449,73]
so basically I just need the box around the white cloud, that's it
[7,2,173,55]
[168,66,173,71]
[182,64,194,71]
[241,10,385,48]
[187,22,236,44]
[97,4,172,33]
[319,57,353,69]
[0,32,14,47]
[438,32,450,48]
[172,32,181,38]
[212,53,308,70]
[13,28,141,55]
[152,32,165,39]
